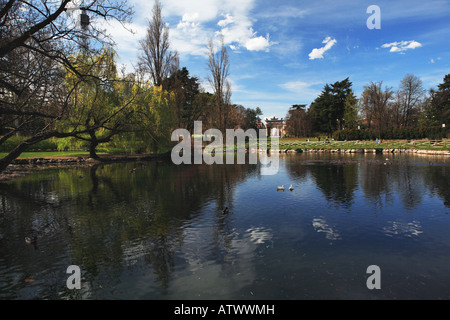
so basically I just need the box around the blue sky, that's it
[102,0,450,121]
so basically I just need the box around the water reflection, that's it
[383,220,423,238]
[312,218,342,241]
[0,153,449,299]
[284,154,450,211]
[426,165,450,207]
[246,226,273,245]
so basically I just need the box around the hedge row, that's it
[333,126,448,141]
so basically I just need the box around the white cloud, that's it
[308,36,337,60]
[216,14,274,52]
[244,35,271,51]
[217,13,234,27]
[151,0,273,54]
[168,13,211,57]
[181,12,200,22]
[381,40,423,53]
[97,19,147,72]
[123,0,271,58]
[160,0,221,22]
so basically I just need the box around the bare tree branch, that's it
[138,0,178,86]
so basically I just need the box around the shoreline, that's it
[0,153,171,182]
[275,147,450,155]
[0,147,448,183]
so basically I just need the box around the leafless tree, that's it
[360,81,394,136]
[207,37,231,131]
[285,105,312,137]
[396,74,425,127]
[138,0,179,87]
[390,89,403,129]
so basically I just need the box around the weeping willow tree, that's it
[112,84,177,154]
[0,0,133,172]
[61,48,140,158]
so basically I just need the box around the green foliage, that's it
[127,85,177,154]
[162,67,202,131]
[309,84,334,133]
[438,74,450,91]
[0,136,58,152]
[104,132,150,154]
[58,48,179,156]
[423,74,450,126]
[343,91,358,129]
[309,78,354,134]
[244,107,263,130]
[55,137,87,151]
[59,48,137,157]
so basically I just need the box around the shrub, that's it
[0,136,58,152]
[55,137,87,151]
[333,126,448,141]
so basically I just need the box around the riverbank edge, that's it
[275,147,450,155]
[8,147,450,165]
[0,147,448,182]
[0,153,172,182]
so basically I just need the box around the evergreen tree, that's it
[343,90,358,129]
[308,78,354,135]
[162,67,201,132]
[424,74,450,126]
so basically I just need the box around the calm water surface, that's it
[0,153,449,300]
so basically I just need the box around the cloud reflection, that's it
[246,226,273,245]
[312,218,341,241]
[383,220,423,238]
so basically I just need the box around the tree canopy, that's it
[308,78,354,135]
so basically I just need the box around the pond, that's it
[0,153,449,300]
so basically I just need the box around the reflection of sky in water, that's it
[312,218,341,241]
[383,220,423,238]
[1,153,450,299]
[164,154,450,299]
[246,226,273,245]
[166,224,274,299]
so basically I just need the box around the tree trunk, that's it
[0,133,51,173]
[88,130,99,159]
[0,142,31,172]
[89,142,99,159]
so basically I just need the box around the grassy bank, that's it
[0,138,448,160]
[277,138,449,151]
[0,151,93,158]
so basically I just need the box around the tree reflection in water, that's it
[0,153,449,299]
